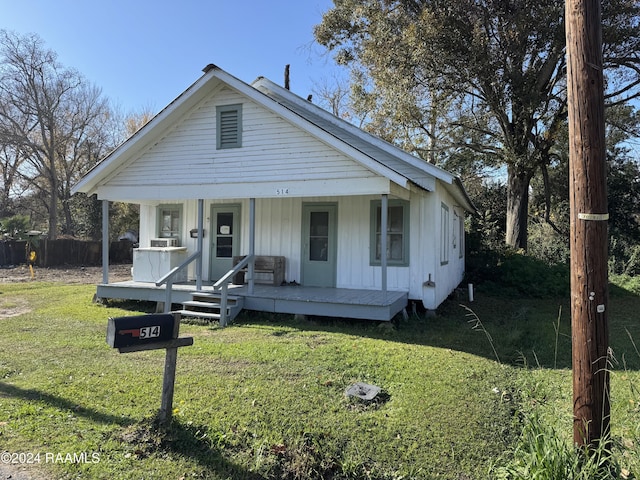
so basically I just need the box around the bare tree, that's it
[57,84,118,235]
[124,106,155,136]
[0,30,116,238]
[312,74,352,119]
[0,144,24,216]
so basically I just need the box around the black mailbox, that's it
[107,314,176,349]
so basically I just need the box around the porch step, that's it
[177,292,244,325]
[191,292,241,305]
[174,309,224,321]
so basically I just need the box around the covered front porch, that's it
[95,280,408,322]
[95,194,409,322]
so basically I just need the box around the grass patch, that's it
[491,412,623,480]
[0,281,638,478]
[611,274,640,296]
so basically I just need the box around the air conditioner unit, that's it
[150,238,179,247]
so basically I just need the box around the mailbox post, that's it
[107,313,193,424]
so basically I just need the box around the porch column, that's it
[196,199,204,291]
[102,200,109,284]
[248,198,256,295]
[381,194,388,299]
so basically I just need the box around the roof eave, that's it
[452,177,478,213]
[73,65,230,196]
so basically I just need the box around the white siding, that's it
[139,196,413,289]
[428,183,466,308]
[108,87,377,190]
[251,198,302,282]
[336,196,411,291]
[135,182,465,309]
[138,204,155,248]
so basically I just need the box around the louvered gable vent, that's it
[216,104,242,149]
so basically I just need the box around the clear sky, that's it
[1,0,341,114]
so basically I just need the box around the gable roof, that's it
[251,76,475,211]
[73,64,475,212]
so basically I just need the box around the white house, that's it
[72,65,475,322]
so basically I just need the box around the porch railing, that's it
[213,254,253,327]
[155,251,201,313]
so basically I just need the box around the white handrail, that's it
[154,253,254,323]
[155,251,201,287]
[213,255,252,288]
[213,255,253,327]
[155,251,201,314]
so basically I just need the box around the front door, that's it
[210,204,241,281]
[301,203,337,287]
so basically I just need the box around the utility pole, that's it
[565,0,610,446]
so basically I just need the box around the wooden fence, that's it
[0,239,133,267]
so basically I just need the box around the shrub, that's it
[527,222,570,266]
[609,236,640,277]
[611,275,640,296]
[466,250,569,298]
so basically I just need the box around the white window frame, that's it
[157,204,182,240]
[370,199,410,267]
[458,211,465,259]
[440,203,449,265]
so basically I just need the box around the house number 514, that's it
[276,188,290,195]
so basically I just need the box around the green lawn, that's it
[0,281,638,479]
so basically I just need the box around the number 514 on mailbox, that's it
[106,314,176,349]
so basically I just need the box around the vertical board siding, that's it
[252,198,301,283]
[335,196,411,292]
[161,196,415,291]
[337,197,370,288]
[432,183,466,307]
[138,204,156,248]
[137,187,465,309]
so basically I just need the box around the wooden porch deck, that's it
[95,281,408,321]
